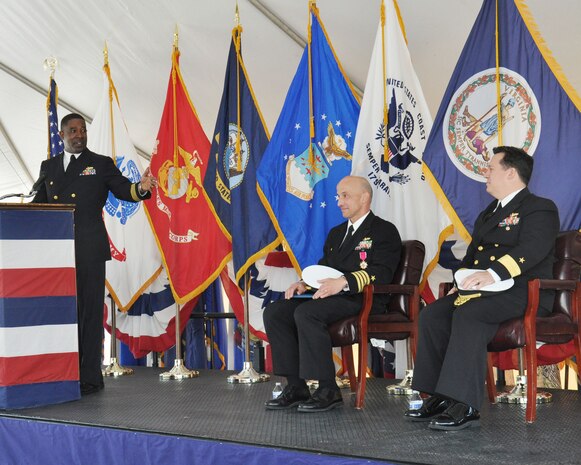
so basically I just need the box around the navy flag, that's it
[423,0,581,240]
[46,77,63,158]
[204,26,279,286]
[257,4,360,271]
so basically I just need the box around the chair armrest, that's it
[537,279,578,291]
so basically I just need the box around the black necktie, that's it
[66,154,76,172]
[340,225,354,250]
[484,201,500,221]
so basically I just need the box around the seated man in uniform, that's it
[263,175,402,412]
[405,146,559,430]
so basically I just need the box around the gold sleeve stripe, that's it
[497,254,521,277]
[351,270,371,292]
[130,183,140,201]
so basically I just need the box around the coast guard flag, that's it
[257,4,360,270]
[46,77,63,158]
[351,0,453,294]
[204,27,279,286]
[423,0,581,241]
[90,62,162,311]
[144,46,231,304]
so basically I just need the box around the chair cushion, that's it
[329,312,412,347]
[487,313,576,351]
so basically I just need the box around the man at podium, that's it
[32,113,156,395]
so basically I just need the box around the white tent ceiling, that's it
[1,0,580,199]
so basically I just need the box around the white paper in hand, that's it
[302,265,343,289]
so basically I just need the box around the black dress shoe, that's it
[80,382,104,395]
[265,385,311,410]
[428,402,480,431]
[404,396,453,422]
[297,387,342,412]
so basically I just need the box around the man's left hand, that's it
[139,167,157,192]
[313,276,347,299]
[459,270,494,291]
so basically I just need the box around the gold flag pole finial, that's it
[235,1,240,27]
[43,56,58,79]
[174,24,179,50]
[103,41,109,67]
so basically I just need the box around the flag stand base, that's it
[102,358,134,377]
[496,375,552,404]
[386,369,415,395]
[159,359,199,380]
[227,362,270,384]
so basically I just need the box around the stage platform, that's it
[1,367,580,465]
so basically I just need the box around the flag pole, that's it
[158,27,199,380]
[383,0,414,396]
[102,296,134,376]
[227,272,269,383]
[307,1,315,167]
[43,55,58,160]
[100,44,134,377]
[159,302,199,379]
[227,6,269,384]
[380,0,390,164]
[495,0,503,145]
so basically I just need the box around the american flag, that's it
[46,77,63,158]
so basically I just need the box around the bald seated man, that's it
[263,175,402,412]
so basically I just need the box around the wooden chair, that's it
[328,240,425,409]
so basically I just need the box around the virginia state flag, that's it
[90,62,162,310]
[144,47,231,304]
[257,4,360,270]
[423,0,581,242]
[46,77,63,158]
[352,0,453,294]
[204,27,279,286]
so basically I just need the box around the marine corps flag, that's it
[144,45,231,304]
[257,3,360,271]
[351,0,453,294]
[204,26,279,286]
[423,0,581,241]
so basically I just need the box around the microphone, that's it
[30,172,47,194]
[0,172,47,202]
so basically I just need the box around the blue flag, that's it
[46,77,63,158]
[204,27,279,286]
[423,0,581,241]
[257,6,360,270]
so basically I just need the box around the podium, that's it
[0,203,80,409]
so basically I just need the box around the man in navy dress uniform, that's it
[33,113,156,394]
[405,146,559,430]
[263,176,402,412]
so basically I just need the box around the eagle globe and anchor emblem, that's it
[155,144,205,243]
[443,67,541,182]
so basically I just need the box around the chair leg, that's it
[355,341,369,409]
[341,346,357,392]
[525,344,537,423]
[486,353,497,403]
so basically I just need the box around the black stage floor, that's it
[2,367,581,465]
